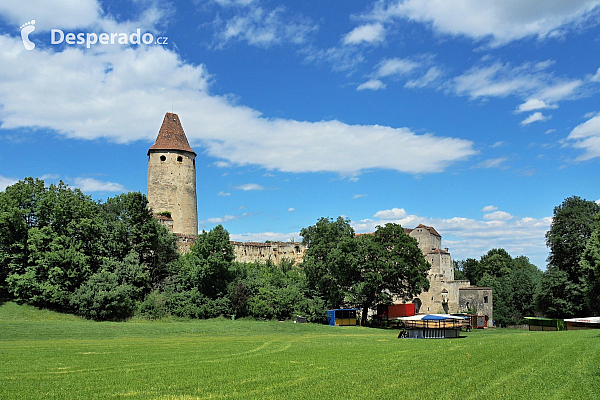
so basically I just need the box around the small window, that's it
[160,155,166,162]
[484,296,488,303]
[177,156,183,162]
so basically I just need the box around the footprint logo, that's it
[20,20,35,50]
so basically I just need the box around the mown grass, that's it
[1,302,599,400]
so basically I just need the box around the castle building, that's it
[147,113,492,323]
[147,113,198,236]
[406,225,493,325]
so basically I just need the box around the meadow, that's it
[1,302,599,400]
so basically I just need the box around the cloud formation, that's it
[0,30,476,175]
[361,0,600,47]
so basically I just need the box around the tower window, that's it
[160,155,166,162]
[177,156,183,162]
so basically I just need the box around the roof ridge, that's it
[148,112,196,155]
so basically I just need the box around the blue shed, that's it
[327,309,360,326]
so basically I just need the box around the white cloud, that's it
[521,112,550,126]
[567,113,600,160]
[353,194,367,199]
[230,231,302,243]
[362,0,600,47]
[354,207,552,268]
[474,157,508,169]
[516,99,558,113]
[342,23,386,45]
[483,211,514,221]
[287,207,295,212]
[235,183,265,191]
[211,5,317,48]
[404,66,443,89]
[217,191,231,196]
[373,207,408,220]
[374,57,421,78]
[452,60,583,103]
[202,214,238,224]
[0,33,476,175]
[481,205,498,212]
[0,3,477,178]
[301,45,365,73]
[0,0,101,32]
[0,174,18,191]
[357,79,386,91]
[71,177,126,192]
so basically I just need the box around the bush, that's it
[137,290,168,319]
[70,271,134,321]
[165,288,232,319]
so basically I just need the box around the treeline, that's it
[455,196,600,325]
[0,178,431,322]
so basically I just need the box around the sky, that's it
[1,0,600,270]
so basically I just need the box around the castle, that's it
[148,113,493,323]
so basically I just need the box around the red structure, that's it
[377,304,415,319]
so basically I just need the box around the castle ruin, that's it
[148,112,492,323]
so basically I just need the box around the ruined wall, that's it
[459,287,494,325]
[232,241,306,265]
[148,150,198,236]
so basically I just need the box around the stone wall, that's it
[459,287,494,324]
[231,241,306,265]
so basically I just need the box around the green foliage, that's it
[0,178,179,320]
[539,196,600,317]
[137,290,169,319]
[174,225,234,298]
[580,215,600,315]
[457,251,542,326]
[70,270,134,321]
[300,216,358,309]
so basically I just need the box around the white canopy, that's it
[563,317,600,324]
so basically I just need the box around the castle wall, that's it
[148,150,198,236]
[459,287,494,325]
[232,242,305,265]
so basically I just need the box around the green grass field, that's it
[1,302,599,400]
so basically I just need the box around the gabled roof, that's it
[148,112,196,155]
[415,223,441,237]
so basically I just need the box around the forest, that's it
[1,178,599,324]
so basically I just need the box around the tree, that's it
[541,196,600,317]
[3,179,104,310]
[455,258,480,285]
[509,256,542,321]
[353,223,429,325]
[535,267,582,318]
[101,192,178,287]
[300,217,358,309]
[581,215,600,315]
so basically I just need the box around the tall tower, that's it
[147,112,198,236]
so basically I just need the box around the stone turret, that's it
[147,113,198,236]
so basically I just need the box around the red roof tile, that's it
[148,113,196,155]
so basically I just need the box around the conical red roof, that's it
[148,113,196,155]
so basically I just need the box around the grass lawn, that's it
[1,301,599,399]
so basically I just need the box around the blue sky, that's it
[1,0,600,269]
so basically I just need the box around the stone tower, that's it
[147,112,198,236]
